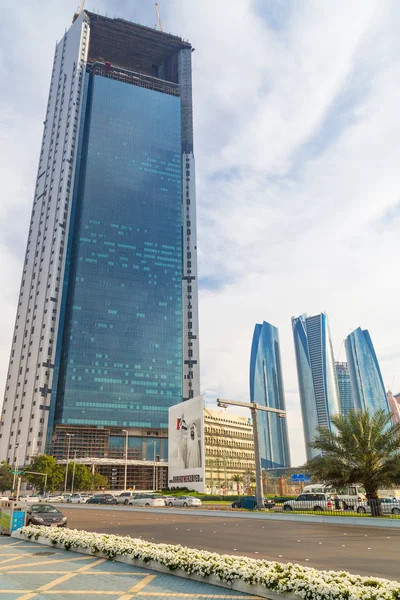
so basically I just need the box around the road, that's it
[59,506,400,580]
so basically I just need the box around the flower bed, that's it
[17,525,400,600]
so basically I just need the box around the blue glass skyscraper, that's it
[0,11,200,469]
[345,328,389,415]
[335,362,354,417]
[250,321,291,469]
[292,313,340,461]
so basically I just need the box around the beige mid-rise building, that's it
[204,408,255,493]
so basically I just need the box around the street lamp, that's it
[216,398,286,510]
[64,433,74,494]
[152,440,157,491]
[121,430,128,491]
[71,451,77,494]
[12,444,20,492]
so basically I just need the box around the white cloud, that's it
[1,0,400,466]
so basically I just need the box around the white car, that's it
[166,495,202,508]
[357,497,400,515]
[116,492,137,505]
[68,494,90,504]
[283,493,338,512]
[128,493,165,507]
[23,495,41,503]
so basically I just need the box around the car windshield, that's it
[31,505,59,513]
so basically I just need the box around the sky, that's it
[1,0,400,465]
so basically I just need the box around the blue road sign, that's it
[291,474,298,482]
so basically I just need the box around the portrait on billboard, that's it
[168,395,205,492]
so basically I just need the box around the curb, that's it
[60,503,400,529]
[11,532,295,600]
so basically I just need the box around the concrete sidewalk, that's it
[0,535,260,600]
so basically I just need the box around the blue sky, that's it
[1,0,400,464]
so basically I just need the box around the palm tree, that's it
[306,409,400,516]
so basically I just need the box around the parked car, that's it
[26,503,67,527]
[68,493,90,504]
[357,497,400,515]
[283,493,338,512]
[41,494,64,503]
[166,495,202,507]
[302,484,366,509]
[116,492,137,505]
[20,495,41,503]
[128,493,165,507]
[231,496,275,509]
[86,494,117,505]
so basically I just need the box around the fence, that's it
[271,495,400,518]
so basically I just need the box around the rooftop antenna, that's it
[155,2,163,32]
[73,0,86,23]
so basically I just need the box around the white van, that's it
[302,484,366,509]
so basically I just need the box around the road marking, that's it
[0,555,93,571]
[0,555,24,565]
[37,559,106,592]
[5,541,25,547]
[116,574,156,600]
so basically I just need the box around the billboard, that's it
[168,395,205,492]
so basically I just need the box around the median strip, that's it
[14,525,400,600]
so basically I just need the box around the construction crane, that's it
[155,3,163,32]
[73,0,86,23]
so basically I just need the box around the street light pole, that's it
[121,429,128,491]
[12,445,20,491]
[217,398,286,510]
[71,451,77,494]
[63,433,74,494]
[152,441,157,491]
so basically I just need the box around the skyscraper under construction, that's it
[0,10,200,473]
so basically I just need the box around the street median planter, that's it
[14,525,400,600]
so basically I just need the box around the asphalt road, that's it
[59,506,400,580]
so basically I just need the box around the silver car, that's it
[116,492,137,505]
[128,493,165,507]
[357,497,400,515]
[166,495,202,507]
[283,493,337,512]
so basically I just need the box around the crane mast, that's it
[155,3,163,32]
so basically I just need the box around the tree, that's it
[25,455,63,493]
[67,463,92,491]
[306,409,400,516]
[232,474,243,494]
[92,472,108,490]
[0,461,14,493]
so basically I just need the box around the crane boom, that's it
[155,3,163,32]
[73,0,86,23]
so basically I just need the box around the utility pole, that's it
[122,430,129,491]
[64,433,74,494]
[71,451,77,494]
[217,398,286,509]
[152,441,157,491]
[12,445,20,491]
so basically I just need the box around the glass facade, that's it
[250,321,291,468]
[50,75,183,430]
[345,328,389,416]
[292,313,340,461]
[335,362,354,418]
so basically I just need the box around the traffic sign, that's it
[291,474,298,482]
[11,471,21,475]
